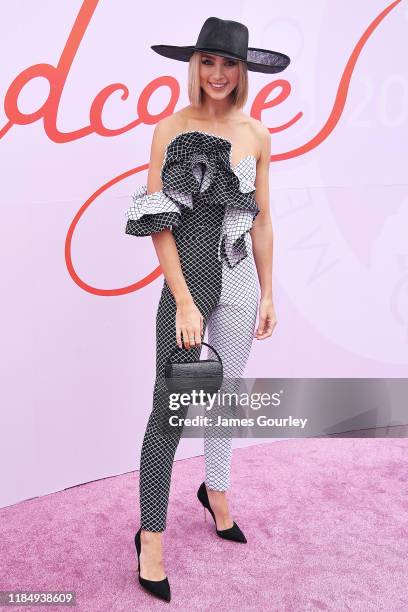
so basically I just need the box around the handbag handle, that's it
[165,341,222,366]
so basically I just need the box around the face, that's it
[199,53,240,100]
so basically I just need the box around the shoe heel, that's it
[196,482,248,544]
[134,527,171,602]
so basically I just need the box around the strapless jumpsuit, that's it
[125,131,260,531]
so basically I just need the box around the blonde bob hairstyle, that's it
[188,51,248,108]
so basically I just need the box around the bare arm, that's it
[250,127,277,339]
[147,121,203,349]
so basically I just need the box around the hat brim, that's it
[151,44,290,74]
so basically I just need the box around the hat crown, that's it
[150,15,290,74]
[195,17,249,60]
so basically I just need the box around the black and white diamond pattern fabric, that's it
[204,233,259,491]
[126,185,182,235]
[126,131,260,531]
[125,131,260,268]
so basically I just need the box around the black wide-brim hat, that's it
[151,16,290,74]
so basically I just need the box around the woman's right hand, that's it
[175,297,204,350]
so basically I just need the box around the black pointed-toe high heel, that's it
[197,482,247,543]
[134,528,171,603]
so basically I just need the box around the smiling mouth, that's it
[208,82,228,89]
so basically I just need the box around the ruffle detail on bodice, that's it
[125,185,182,236]
[125,131,260,268]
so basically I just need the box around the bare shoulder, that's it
[152,113,185,150]
[250,117,270,148]
[240,115,270,160]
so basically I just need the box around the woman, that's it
[125,16,290,603]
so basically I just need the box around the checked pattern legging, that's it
[138,200,260,532]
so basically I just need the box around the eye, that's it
[201,57,237,66]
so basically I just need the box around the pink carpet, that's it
[1,438,408,611]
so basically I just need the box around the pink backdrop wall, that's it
[1,0,406,508]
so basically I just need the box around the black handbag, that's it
[164,341,223,394]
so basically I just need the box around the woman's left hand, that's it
[254,296,277,340]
